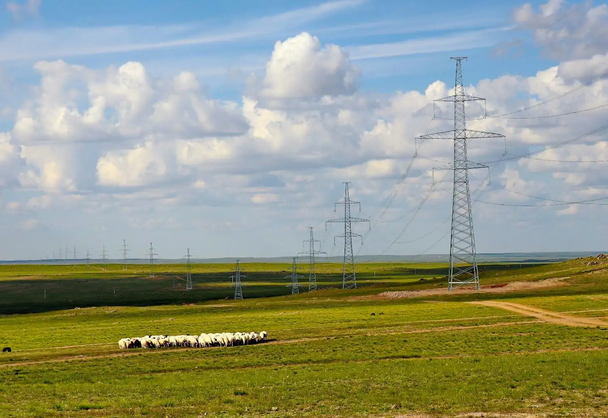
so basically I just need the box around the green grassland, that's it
[1,257,608,417]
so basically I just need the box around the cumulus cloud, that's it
[514,0,608,60]
[6,0,40,20]
[256,32,359,101]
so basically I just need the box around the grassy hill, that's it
[1,257,608,417]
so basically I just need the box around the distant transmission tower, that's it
[101,246,108,269]
[286,257,303,295]
[147,242,157,278]
[230,260,244,300]
[326,182,370,290]
[298,227,326,291]
[121,239,129,270]
[185,248,193,291]
[73,245,77,267]
[86,250,90,268]
[416,57,504,290]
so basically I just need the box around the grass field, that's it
[1,257,608,417]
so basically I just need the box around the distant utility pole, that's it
[298,227,326,291]
[86,250,90,268]
[286,257,303,295]
[147,242,157,278]
[230,260,244,300]
[326,182,370,290]
[101,246,108,269]
[185,248,193,291]
[416,57,504,290]
[73,245,77,267]
[121,239,129,270]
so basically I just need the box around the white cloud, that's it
[19,218,39,230]
[251,193,280,204]
[256,32,359,101]
[514,0,608,60]
[0,1,364,62]
[6,0,40,21]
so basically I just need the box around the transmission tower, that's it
[185,248,193,291]
[86,250,90,268]
[286,257,303,295]
[147,242,157,278]
[73,245,77,267]
[230,260,244,300]
[101,246,108,269]
[326,182,370,290]
[416,57,504,290]
[298,227,326,291]
[121,239,129,270]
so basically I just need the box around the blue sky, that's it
[0,0,607,260]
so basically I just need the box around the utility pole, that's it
[230,260,244,300]
[101,246,108,269]
[147,242,157,278]
[286,257,303,295]
[298,227,326,291]
[326,182,370,290]
[121,239,129,270]
[185,248,193,291]
[416,57,504,290]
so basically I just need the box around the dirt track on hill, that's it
[471,301,608,327]
[373,277,570,300]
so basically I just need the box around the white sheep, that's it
[185,336,198,348]
[118,338,130,349]
[260,331,268,341]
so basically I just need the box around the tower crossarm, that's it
[417,129,505,140]
[436,94,486,103]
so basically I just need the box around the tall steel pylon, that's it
[185,248,193,291]
[121,239,129,270]
[101,246,108,269]
[286,257,303,295]
[147,242,157,278]
[326,182,370,290]
[230,260,244,299]
[417,57,504,290]
[298,227,326,291]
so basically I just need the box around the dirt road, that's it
[471,301,608,327]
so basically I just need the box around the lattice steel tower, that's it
[147,242,157,278]
[287,257,303,295]
[299,227,326,291]
[185,248,193,291]
[417,57,504,290]
[230,260,244,300]
[326,182,370,290]
[122,239,129,270]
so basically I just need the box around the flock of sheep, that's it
[118,331,268,349]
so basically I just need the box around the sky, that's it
[0,0,607,260]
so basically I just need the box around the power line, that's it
[483,123,608,164]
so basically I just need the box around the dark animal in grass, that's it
[371,313,375,316]
[2,347,11,353]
